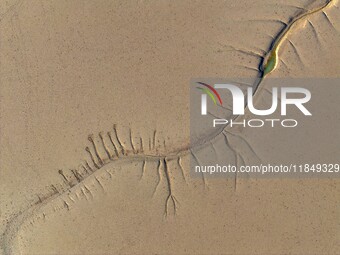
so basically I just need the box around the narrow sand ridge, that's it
[1,0,338,254]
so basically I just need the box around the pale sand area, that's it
[0,0,339,254]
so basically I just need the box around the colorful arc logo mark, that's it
[196,82,223,106]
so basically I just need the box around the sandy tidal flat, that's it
[0,0,339,254]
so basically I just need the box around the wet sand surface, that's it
[0,0,339,254]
